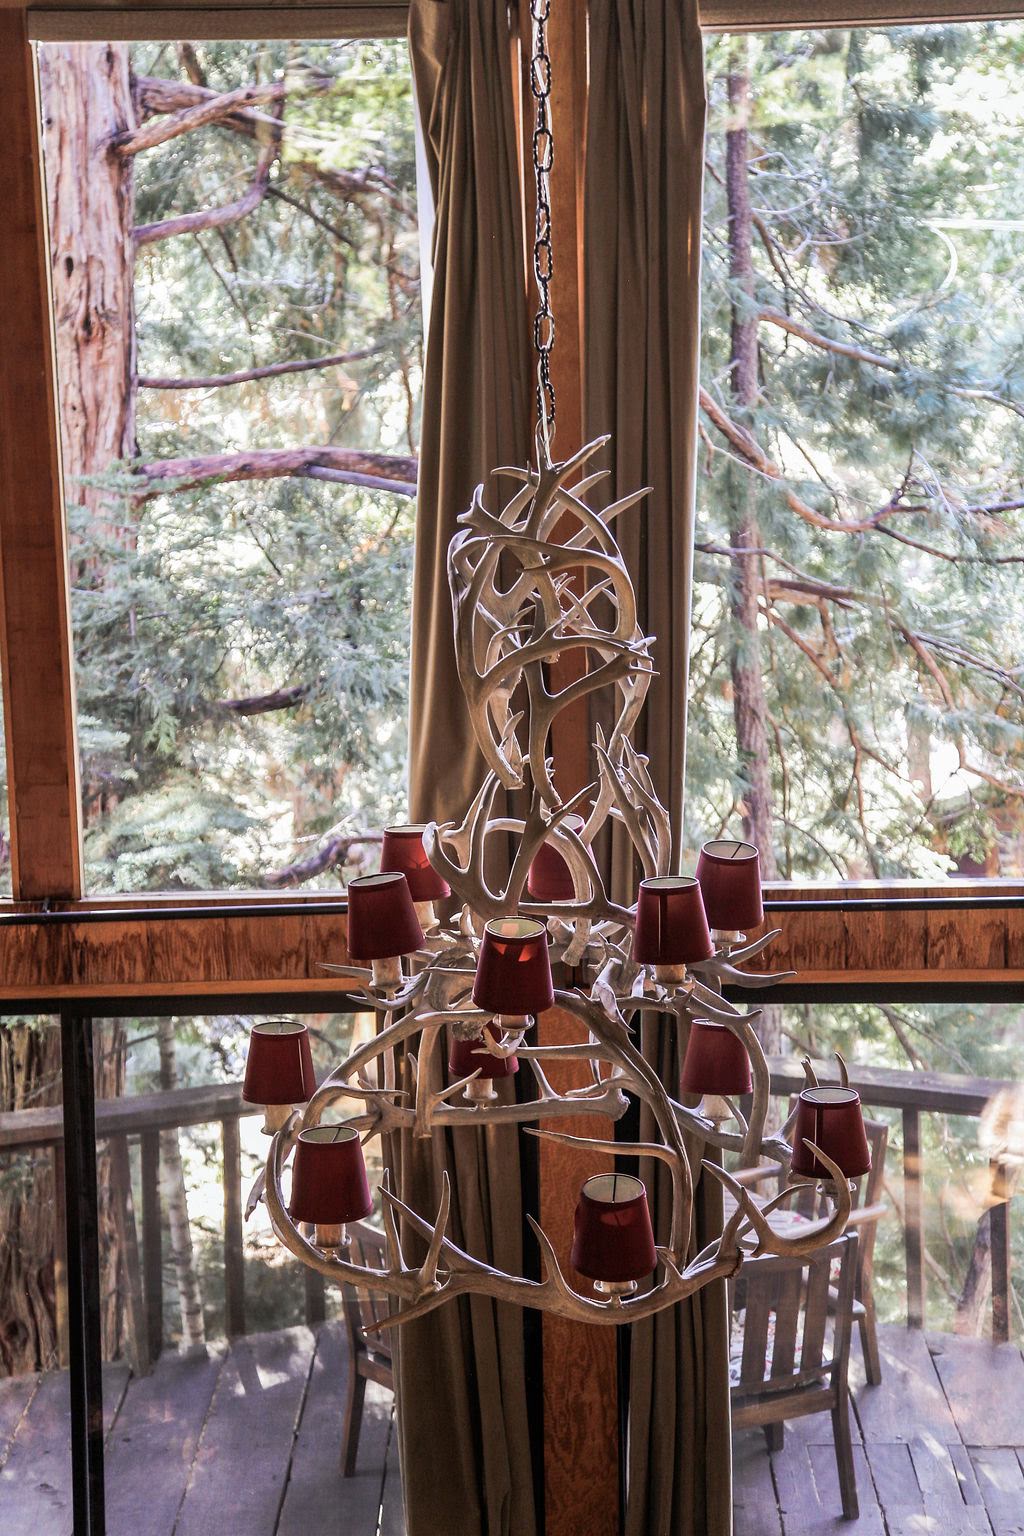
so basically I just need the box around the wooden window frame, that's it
[0,0,1019,1007]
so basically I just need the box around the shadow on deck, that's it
[1,1323,1022,1534]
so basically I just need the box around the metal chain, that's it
[530,0,555,450]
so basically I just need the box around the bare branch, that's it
[134,444,417,499]
[138,344,384,391]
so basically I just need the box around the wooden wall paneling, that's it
[26,4,409,39]
[698,0,1024,32]
[843,906,928,974]
[147,915,231,987]
[68,918,153,987]
[926,903,1006,971]
[1005,906,1024,969]
[222,910,311,983]
[0,12,83,900]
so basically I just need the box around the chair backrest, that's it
[342,1221,393,1364]
[732,1232,858,1403]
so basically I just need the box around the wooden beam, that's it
[699,0,1024,30]
[0,13,83,899]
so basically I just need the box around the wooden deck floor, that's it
[0,1323,1021,1534]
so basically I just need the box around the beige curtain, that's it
[584,4,729,1532]
[407,0,532,829]
[401,5,538,1535]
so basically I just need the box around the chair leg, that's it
[764,1421,785,1453]
[341,1367,368,1477]
[859,1295,882,1387]
[832,1391,859,1521]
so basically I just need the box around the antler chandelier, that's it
[240,0,871,1332]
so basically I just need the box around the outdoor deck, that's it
[1,1323,1022,1535]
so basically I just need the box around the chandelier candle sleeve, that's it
[346,871,424,987]
[472,917,554,1016]
[570,1173,658,1295]
[290,1125,373,1248]
[696,839,763,940]
[791,1086,872,1181]
[243,1021,316,1134]
[450,1024,519,1103]
[380,824,451,927]
[526,814,586,902]
[633,876,713,981]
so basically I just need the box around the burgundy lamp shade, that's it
[472,917,554,1016]
[380,824,450,902]
[289,1125,373,1225]
[791,1087,872,1180]
[680,1020,752,1098]
[633,876,713,966]
[243,1021,316,1106]
[570,1173,657,1284]
[346,872,424,960]
[527,814,585,902]
[695,839,763,932]
[449,1024,519,1082]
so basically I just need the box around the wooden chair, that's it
[340,1221,395,1477]
[731,1232,860,1520]
[734,1112,889,1384]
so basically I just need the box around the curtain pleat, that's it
[584,4,729,1532]
[401,5,537,1534]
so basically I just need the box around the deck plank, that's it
[104,1346,225,1536]
[174,1326,316,1536]
[0,1363,128,1533]
[276,1323,393,1536]
[733,1429,782,1536]
[928,1334,1024,1449]
[971,1448,1024,1535]
[853,1327,960,1445]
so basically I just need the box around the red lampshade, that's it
[449,1023,519,1082]
[472,917,554,1016]
[380,824,450,902]
[570,1174,658,1284]
[680,1019,752,1097]
[527,815,585,902]
[696,839,764,932]
[289,1125,373,1225]
[791,1087,872,1180]
[243,1021,316,1106]
[633,876,713,966]
[346,872,424,960]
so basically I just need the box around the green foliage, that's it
[691,24,1024,880]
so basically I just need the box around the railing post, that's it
[52,1143,70,1368]
[903,1106,925,1329]
[222,1116,246,1337]
[140,1129,163,1363]
[109,1133,151,1377]
[990,1157,1011,1344]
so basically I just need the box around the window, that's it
[39,38,421,894]
[691,22,1024,881]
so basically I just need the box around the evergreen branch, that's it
[138,345,385,390]
[265,831,383,889]
[220,685,309,716]
[134,445,418,498]
[135,139,277,246]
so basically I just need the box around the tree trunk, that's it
[726,49,781,1052]
[39,43,138,528]
[158,1021,206,1350]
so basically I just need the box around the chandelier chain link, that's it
[530,0,556,445]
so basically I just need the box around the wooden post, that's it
[0,13,83,899]
[902,1107,925,1329]
[990,1157,1011,1344]
[518,8,620,1534]
[109,1132,151,1376]
[140,1129,163,1363]
[222,1115,246,1337]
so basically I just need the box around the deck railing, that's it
[0,1060,1016,1375]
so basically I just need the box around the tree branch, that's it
[138,344,384,391]
[134,139,277,246]
[116,81,288,157]
[759,307,899,372]
[134,445,418,499]
[220,685,309,717]
[265,831,382,889]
